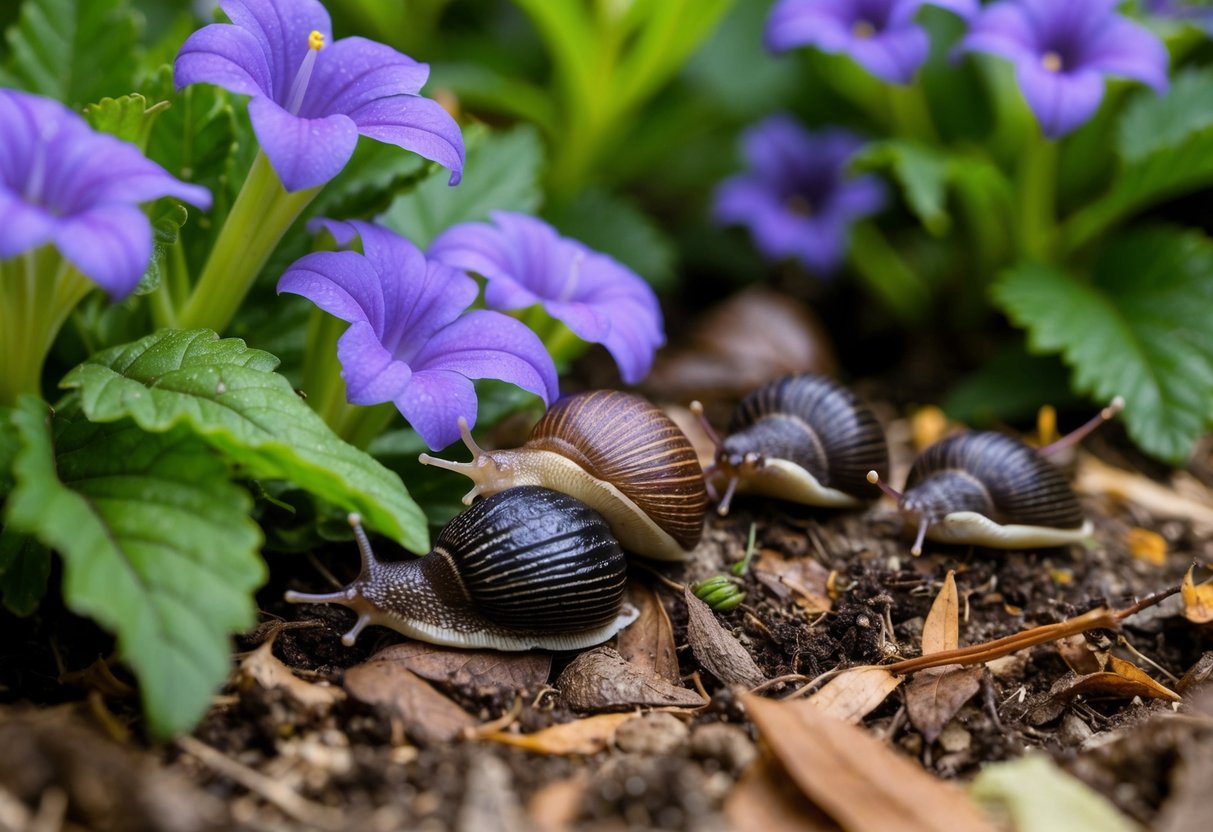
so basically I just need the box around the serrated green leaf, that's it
[855,140,951,235]
[4,0,141,107]
[84,94,166,150]
[546,188,676,291]
[5,395,264,737]
[0,528,51,616]
[61,329,429,553]
[133,201,189,296]
[1119,68,1213,162]
[993,228,1213,463]
[379,124,543,249]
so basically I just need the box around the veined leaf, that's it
[61,329,429,553]
[5,395,264,737]
[84,94,167,150]
[0,528,51,616]
[133,201,189,296]
[4,0,140,107]
[993,228,1213,463]
[379,124,543,249]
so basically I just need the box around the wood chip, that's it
[343,656,477,744]
[481,713,632,756]
[806,666,902,724]
[753,550,832,612]
[556,647,703,711]
[357,642,552,691]
[922,570,959,654]
[743,693,999,832]
[615,582,680,683]
[1182,566,1213,624]
[684,587,765,688]
[238,640,345,711]
[1056,634,1104,675]
[905,667,984,745]
[725,753,841,832]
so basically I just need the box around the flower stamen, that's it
[1041,51,1063,73]
[852,20,877,39]
[285,30,326,115]
[785,194,814,217]
[557,250,585,303]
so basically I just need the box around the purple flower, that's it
[766,0,980,84]
[0,89,212,300]
[278,220,558,450]
[959,0,1169,138]
[1145,0,1213,34]
[428,212,665,385]
[712,116,886,275]
[175,0,464,192]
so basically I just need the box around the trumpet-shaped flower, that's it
[0,89,212,299]
[959,0,1169,138]
[278,220,558,450]
[429,212,665,385]
[713,116,886,275]
[175,0,464,192]
[766,0,979,84]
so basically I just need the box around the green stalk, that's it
[176,151,319,333]
[847,223,931,326]
[301,307,349,429]
[1016,131,1058,260]
[887,82,938,142]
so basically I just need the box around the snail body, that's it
[285,487,637,651]
[419,390,708,561]
[700,374,889,514]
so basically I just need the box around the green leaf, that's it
[84,94,167,150]
[0,406,17,499]
[855,140,951,235]
[971,754,1138,832]
[61,329,429,553]
[143,65,239,200]
[546,189,677,291]
[943,345,1076,427]
[133,201,189,296]
[4,0,141,107]
[5,395,264,737]
[308,139,428,221]
[993,228,1213,463]
[379,124,544,249]
[0,528,51,616]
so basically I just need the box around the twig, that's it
[748,673,810,694]
[631,561,686,592]
[467,696,524,739]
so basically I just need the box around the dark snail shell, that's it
[715,374,889,508]
[285,487,635,651]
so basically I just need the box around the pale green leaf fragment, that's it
[60,329,429,553]
[5,395,264,737]
[1119,68,1213,162]
[970,754,1141,832]
[84,93,167,150]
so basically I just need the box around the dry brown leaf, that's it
[481,713,632,756]
[527,772,589,832]
[1076,455,1213,532]
[1037,669,1179,718]
[556,647,703,711]
[358,642,552,692]
[615,582,680,683]
[923,570,959,655]
[753,550,832,613]
[743,694,998,832]
[1056,634,1104,675]
[684,588,765,688]
[806,666,902,724]
[905,666,984,745]
[1126,527,1167,566]
[343,654,477,744]
[1182,566,1213,624]
[725,753,841,832]
[1176,652,1213,694]
[238,640,345,710]
[1107,656,1181,701]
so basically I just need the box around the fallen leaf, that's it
[725,753,840,832]
[455,752,528,832]
[357,642,552,692]
[1154,727,1213,832]
[556,647,703,711]
[970,754,1140,832]
[344,655,476,744]
[1076,455,1213,532]
[1181,565,1213,624]
[1126,527,1167,566]
[1031,668,1180,723]
[238,640,345,711]
[1176,651,1213,694]
[528,772,589,832]
[481,713,632,756]
[615,582,680,682]
[743,694,998,832]
[753,550,832,613]
[806,666,902,724]
[922,570,959,655]
[1056,634,1104,676]
[1106,656,1181,701]
[685,588,765,688]
[905,667,984,744]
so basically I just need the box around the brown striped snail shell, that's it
[285,487,637,651]
[418,390,708,561]
[698,374,889,514]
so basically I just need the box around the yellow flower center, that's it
[308,30,325,51]
[1041,51,1063,73]
[852,20,877,39]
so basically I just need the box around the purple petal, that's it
[765,0,849,53]
[410,309,559,405]
[1081,16,1170,92]
[248,96,358,191]
[1017,63,1106,138]
[218,0,332,103]
[396,369,479,450]
[277,250,384,329]
[174,23,272,97]
[851,24,931,84]
[50,132,212,210]
[833,176,888,220]
[347,95,465,185]
[301,36,429,117]
[540,301,613,344]
[336,320,413,405]
[53,205,152,299]
[958,3,1038,64]
[0,190,56,259]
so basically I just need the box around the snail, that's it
[418,390,708,561]
[692,374,890,515]
[285,487,637,651]
[867,397,1124,554]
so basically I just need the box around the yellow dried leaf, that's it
[1077,455,1213,532]
[1125,527,1167,567]
[1106,656,1180,702]
[807,666,903,724]
[481,713,632,756]
[1049,568,1074,586]
[923,571,959,655]
[1181,566,1213,624]
[912,406,950,450]
[1035,405,1059,447]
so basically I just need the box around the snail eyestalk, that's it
[418,416,509,504]
[717,475,741,516]
[911,518,929,556]
[1036,396,1124,457]
[690,400,723,450]
[866,470,903,503]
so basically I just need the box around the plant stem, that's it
[1017,130,1058,260]
[887,82,937,143]
[847,222,931,325]
[176,151,319,333]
